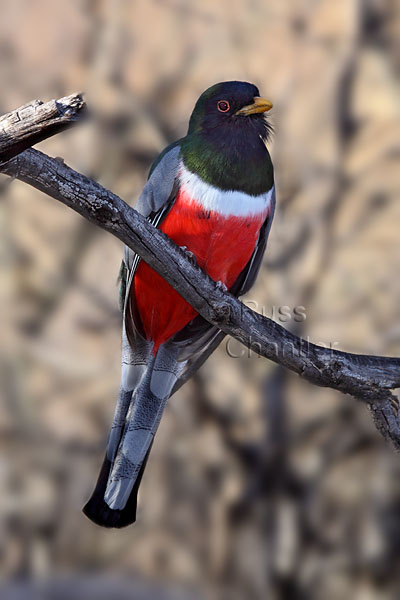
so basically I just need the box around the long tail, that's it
[83,335,185,528]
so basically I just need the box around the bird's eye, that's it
[217,100,230,113]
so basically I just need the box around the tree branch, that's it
[0,93,85,164]
[1,96,400,450]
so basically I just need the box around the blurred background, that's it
[0,0,400,598]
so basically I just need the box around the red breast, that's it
[131,186,270,353]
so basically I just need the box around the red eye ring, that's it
[217,100,230,113]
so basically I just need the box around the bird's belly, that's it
[133,189,268,352]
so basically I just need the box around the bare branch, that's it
[0,93,85,164]
[1,97,400,449]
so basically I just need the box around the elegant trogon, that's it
[83,81,275,528]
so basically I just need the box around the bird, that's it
[83,81,275,528]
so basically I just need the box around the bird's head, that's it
[188,81,273,140]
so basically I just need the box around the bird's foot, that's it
[180,246,197,265]
[216,280,228,292]
[390,394,399,416]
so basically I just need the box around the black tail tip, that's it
[83,443,153,529]
[82,456,138,529]
[83,495,137,529]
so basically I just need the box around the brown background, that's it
[0,1,400,598]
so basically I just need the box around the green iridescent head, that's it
[181,81,274,194]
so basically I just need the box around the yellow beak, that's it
[235,96,273,116]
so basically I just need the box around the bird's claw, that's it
[216,280,228,292]
[180,246,197,265]
[390,394,399,416]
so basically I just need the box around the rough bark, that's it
[1,96,399,449]
[0,93,85,164]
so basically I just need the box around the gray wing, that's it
[121,144,181,345]
[123,143,181,275]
